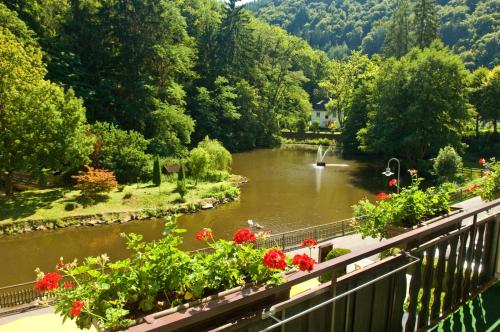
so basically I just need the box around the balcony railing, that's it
[132,198,499,332]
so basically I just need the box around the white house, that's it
[310,99,335,129]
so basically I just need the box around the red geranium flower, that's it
[479,158,486,165]
[262,249,287,270]
[376,192,388,200]
[195,228,213,241]
[232,228,257,244]
[56,262,65,270]
[34,272,63,293]
[69,300,84,317]
[301,238,318,248]
[389,179,397,187]
[63,282,74,289]
[292,253,317,272]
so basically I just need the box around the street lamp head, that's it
[382,167,394,177]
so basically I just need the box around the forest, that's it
[249,0,499,69]
[0,0,498,195]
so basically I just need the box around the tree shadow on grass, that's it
[68,194,110,208]
[0,188,67,221]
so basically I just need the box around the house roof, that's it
[314,98,331,111]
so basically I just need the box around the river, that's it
[0,147,384,287]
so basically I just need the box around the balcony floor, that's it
[436,282,500,332]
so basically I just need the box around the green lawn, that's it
[0,177,240,223]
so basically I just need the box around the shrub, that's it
[117,184,125,192]
[477,157,499,201]
[36,222,293,330]
[176,164,187,199]
[319,248,352,283]
[353,170,451,239]
[309,120,320,133]
[122,191,133,200]
[202,184,240,200]
[204,170,230,182]
[379,247,401,260]
[188,147,210,184]
[64,202,77,211]
[433,146,463,182]
[197,137,232,171]
[72,165,118,197]
[91,122,151,183]
[152,155,161,187]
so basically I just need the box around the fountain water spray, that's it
[316,145,332,166]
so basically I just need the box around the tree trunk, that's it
[4,171,13,196]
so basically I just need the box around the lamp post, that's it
[382,158,400,194]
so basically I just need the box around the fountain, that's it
[316,145,332,166]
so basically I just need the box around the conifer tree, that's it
[384,0,412,58]
[413,0,440,49]
[176,164,187,199]
[153,155,161,187]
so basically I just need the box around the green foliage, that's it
[197,137,232,171]
[176,164,187,199]
[353,170,451,239]
[91,122,150,183]
[319,248,352,283]
[433,146,463,182]
[188,147,210,184]
[251,0,497,68]
[358,42,470,160]
[202,183,240,201]
[477,157,500,200]
[152,156,161,187]
[45,220,286,330]
[379,247,402,260]
[0,28,92,195]
[309,120,320,133]
[64,202,77,211]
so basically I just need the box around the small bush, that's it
[319,248,352,283]
[204,170,230,182]
[64,202,78,211]
[309,120,320,133]
[72,165,118,197]
[188,147,210,184]
[117,184,126,192]
[153,155,161,187]
[433,146,463,182]
[176,164,187,199]
[123,191,133,199]
[379,247,401,260]
[198,137,232,171]
[203,184,240,200]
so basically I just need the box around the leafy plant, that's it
[34,221,308,330]
[433,146,463,182]
[176,164,187,200]
[353,170,451,239]
[476,157,499,201]
[72,165,118,198]
[152,155,161,187]
[319,248,352,283]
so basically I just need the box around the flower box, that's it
[384,207,462,238]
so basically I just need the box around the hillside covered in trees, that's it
[248,0,499,69]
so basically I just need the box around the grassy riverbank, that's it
[0,175,244,234]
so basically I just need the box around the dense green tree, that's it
[413,0,440,48]
[468,67,490,136]
[176,164,187,199]
[384,0,412,58]
[197,137,232,171]
[91,122,150,183]
[480,66,500,133]
[359,42,470,160]
[0,29,92,195]
[433,146,463,182]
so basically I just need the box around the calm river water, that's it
[0,147,384,286]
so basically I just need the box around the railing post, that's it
[282,234,286,251]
